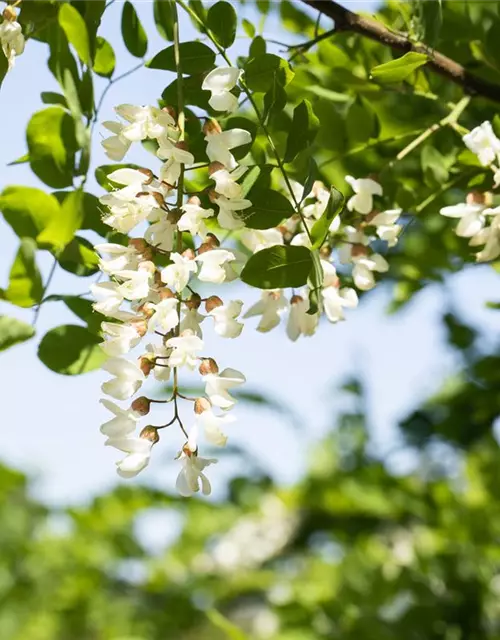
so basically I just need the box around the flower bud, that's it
[208,161,225,176]
[187,195,201,206]
[290,294,304,305]
[206,233,220,247]
[197,242,214,255]
[151,191,166,208]
[129,238,148,253]
[138,168,154,184]
[199,357,219,376]
[182,248,196,261]
[3,6,17,21]
[185,293,202,310]
[203,119,222,135]
[139,357,154,377]
[363,210,379,224]
[208,188,218,203]
[131,319,148,337]
[161,180,175,192]
[140,425,160,444]
[163,105,176,120]
[351,244,368,258]
[466,190,490,206]
[167,208,183,224]
[205,295,223,313]
[131,396,151,416]
[154,270,163,287]
[175,140,189,151]
[194,397,211,414]
[137,302,155,319]
[159,287,176,300]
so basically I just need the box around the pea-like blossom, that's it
[115,104,176,141]
[205,127,252,170]
[440,201,487,238]
[202,67,241,112]
[0,18,24,70]
[148,298,179,334]
[176,444,218,497]
[161,252,197,291]
[178,200,214,237]
[463,121,500,167]
[106,436,153,478]
[196,249,236,284]
[345,176,382,215]
[100,321,143,357]
[100,399,140,438]
[244,291,289,332]
[241,229,284,253]
[196,409,235,447]
[204,368,246,409]
[208,300,244,338]
[213,194,252,230]
[101,121,132,161]
[286,295,318,341]
[166,330,204,369]
[101,357,145,400]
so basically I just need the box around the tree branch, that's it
[300,0,500,104]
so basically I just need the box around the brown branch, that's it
[300,0,500,104]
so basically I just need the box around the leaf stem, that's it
[32,256,57,326]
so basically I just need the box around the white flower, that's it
[196,408,235,447]
[100,321,142,357]
[144,343,171,381]
[101,357,145,400]
[94,243,138,275]
[244,291,288,332]
[157,137,195,185]
[302,181,331,220]
[494,168,500,189]
[178,201,214,238]
[148,298,179,333]
[205,368,245,410]
[180,307,205,337]
[205,128,252,170]
[241,229,283,253]
[322,286,358,322]
[321,259,339,287]
[209,300,244,338]
[144,214,175,252]
[286,296,318,341]
[471,211,500,262]
[115,267,153,300]
[214,194,252,230]
[202,67,241,112]
[90,281,124,317]
[100,178,157,233]
[115,104,176,141]
[345,176,382,214]
[463,121,500,167]
[100,399,140,438]
[166,330,204,369]
[176,448,217,497]
[196,249,236,283]
[106,436,153,478]
[161,252,197,291]
[0,19,24,70]
[352,253,389,291]
[370,209,402,247]
[101,121,132,161]
[440,202,486,238]
[290,231,312,248]
[210,165,247,198]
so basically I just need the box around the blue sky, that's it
[0,1,499,505]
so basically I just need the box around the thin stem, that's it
[93,61,145,123]
[32,257,57,326]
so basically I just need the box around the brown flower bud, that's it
[290,294,304,305]
[185,293,202,310]
[140,425,160,444]
[206,233,220,247]
[130,319,148,337]
[208,161,225,176]
[199,357,219,376]
[159,287,176,300]
[364,210,379,224]
[3,6,17,21]
[167,208,183,224]
[139,357,154,377]
[351,244,368,258]
[138,168,154,184]
[319,245,332,259]
[197,242,214,255]
[137,302,155,319]
[175,140,189,151]
[151,191,165,208]
[161,180,175,192]
[187,195,201,206]
[205,295,223,313]
[203,119,222,135]
[208,188,218,203]
[182,248,196,261]
[154,270,163,287]
[131,396,151,416]
[129,238,148,253]
[194,397,211,414]
[466,190,486,205]
[163,105,176,120]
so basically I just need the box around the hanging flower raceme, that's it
[0,6,24,71]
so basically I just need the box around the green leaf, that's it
[93,36,116,77]
[121,1,148,58]
[310,186,344,250]
[241,245,313,289]
[371,52,429,83]
[56,236,99,277]
[284,100,319,163]
[421,145,449,187]
[346,98,379,145]
[263,76,287,121]
[207,1,237,49]
[79,192,108,236]
[242,18,255,39]
[154,0,175,41]
[240,166,262,197]
[44,294,103,333]
[38,325,106,375]
[307,250,323,315]
[162,75,210,109]
[27,107,77,189]
[0,187,61,242]
[249,36,266,58]
[493,114,500,139]
[301,157,319,203]
[0,316,35,352]
[1,239,43,308]
[41,91,68,107]
[206,609,248,640]
[147,42,215,75]
[37,189,85,251]
[243,188,294,229]
[58,3,91,65]
[244,54,294,92]
[7,153,30,167]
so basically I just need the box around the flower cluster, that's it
[0,5,24,71]
[94,86,252,496]
[440,121,500,262]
